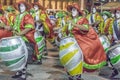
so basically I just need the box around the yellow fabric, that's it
[69,61,83,76]
[95,13,104,34]
[60,49,79,65]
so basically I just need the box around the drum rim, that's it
[0,36,21,40]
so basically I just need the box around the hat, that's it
[5,6,15,12]
[14,1,31,11]
[101,11,111,18]
[32,2,44,10]
[56,11,66,18]
[67,3,83,15]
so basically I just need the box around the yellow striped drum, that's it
[99,35,110,52]
[108,44,120,69]
[59,37,83,76]
[0,36,28,71]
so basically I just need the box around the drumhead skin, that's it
[0,36,28,71]
[59,37,83,76]
[108,44,120,69]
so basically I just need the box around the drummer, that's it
[0,5,12,39]
[65,3,107,80]
[12,1,38,80]
[101,11,114,43]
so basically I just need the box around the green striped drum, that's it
[0,36,28,71]
[108,44,120,69]
[59,37,83,76]
[99,35,110,52]
[34,31,45,54]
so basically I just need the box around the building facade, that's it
[0,0,120,10]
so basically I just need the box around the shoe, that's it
[110,69,119,78]
[11,71,22,78]
[17,77,26,80]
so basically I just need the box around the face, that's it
[102,14,108,20]
[115,10,120,19]
[92,7,96,13]
[34,5,39,11]
[71,8,78,17]
[19,3,26,13]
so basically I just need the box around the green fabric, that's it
[38,44,45,52]
[0,44,20,52]
[25,24,33,29]
[6,6,15,12]
[101,11,111,18]
[35,36,43,43]
[83,24,89,29]
[83,61,106,70]
[3,55,24,66]
[13,12,30,42]
[110,54,120,64]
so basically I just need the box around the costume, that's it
[0,7,12,39]
[62,4,107,80]
[87,8,104,34]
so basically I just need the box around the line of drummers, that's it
[0,1,120,80]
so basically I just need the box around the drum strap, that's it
[113,21,120,40]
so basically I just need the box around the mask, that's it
[34,5,39,11]
[19,3,26,13]
[103,15,108,20]
[72,8,78,17]
[92,8,96,13]
[116,11,120,19]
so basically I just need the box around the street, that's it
[0,41,120,80]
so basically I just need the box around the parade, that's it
[0,0,120,80]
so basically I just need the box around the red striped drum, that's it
[0,36,28,71]
[108,44,120,69]
[99,35,110,52]
[59,37,83,76]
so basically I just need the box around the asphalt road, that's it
[0,41,120,80]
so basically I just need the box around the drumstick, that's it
[108,44,120,51]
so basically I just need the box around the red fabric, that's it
[72,17,107,71]
[17,14,39,57]
[0,16,12,39]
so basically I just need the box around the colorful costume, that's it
[0,8,12,39]
[67,4,107,71]
[87,10,104,34]
[101,11,114,43]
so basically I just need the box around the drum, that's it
[107,44,120,69]
[59,37,83,76]
[99,35,110,52]
[34,31,46,54]
[0,36,28,71]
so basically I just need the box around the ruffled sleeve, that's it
[24,14,34,29]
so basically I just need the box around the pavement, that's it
[0,41,120,80]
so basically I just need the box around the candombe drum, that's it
[99,35,110,52]
[59,37,83,76]
[34,31,46,54]
[107,44,120,69]
[0,36,28,71]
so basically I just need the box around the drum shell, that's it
[108,44,120,69]
[99,35,110,52]
[59,37,83,76]
[34,31,46,53]
[0,36,28,71]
